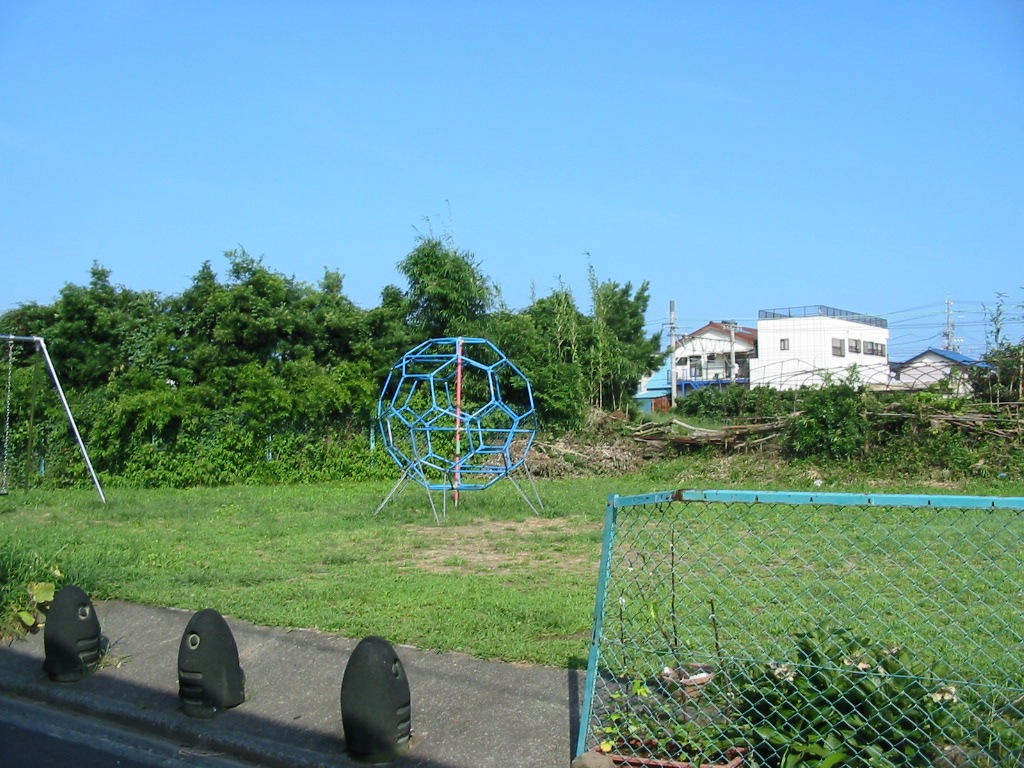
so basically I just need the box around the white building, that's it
[748,305,890,390]
[671,320,758,389]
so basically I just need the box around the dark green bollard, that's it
[43,585,104,682]
[177,608,245,718]
[340,636,412,763]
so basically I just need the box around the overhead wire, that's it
[646,297,1023,360]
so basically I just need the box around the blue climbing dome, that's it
[375,337,541,517]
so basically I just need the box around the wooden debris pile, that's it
[929,410,1024,441]
[528,402,1023,473]
[630,402,1024,453]
[872,402,1024,443]
[529,435,649,477]
[630,418,788,452]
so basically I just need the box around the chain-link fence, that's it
[576,490,1024,768]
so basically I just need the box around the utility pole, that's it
[942,297,961,352]
[668,301,678,408]
[723,320,739,383]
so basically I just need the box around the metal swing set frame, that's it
[1,335,106,503]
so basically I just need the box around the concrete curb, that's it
[0,600,582,768]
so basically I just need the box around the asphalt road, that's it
[0,694,260,768]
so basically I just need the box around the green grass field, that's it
[2,456,1022,667]
[0,478,623,666]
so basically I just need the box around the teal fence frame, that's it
[577,489,1024,767]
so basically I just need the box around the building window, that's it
[864,341,887,357]
[832,338,845,357]
[689,356,702,378]
[848,339,861,354]
[780,338,790,351]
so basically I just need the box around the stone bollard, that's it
[177,608,245,718]
[340,635,412,763]
[43,585,104,682]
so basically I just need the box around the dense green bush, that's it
[784,383,867,462]
[112,428,398,488]
[669,378,1023,475]
[0,241,660,486]
[732,628,981,768]
[2,251,1019,486]
[863,395,1023,478]
[674,384,798,421]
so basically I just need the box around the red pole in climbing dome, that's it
[454,338,463,506]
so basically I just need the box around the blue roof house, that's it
[893,347,988,395]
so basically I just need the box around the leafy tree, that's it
[586,270,662,411]
[168,260,226,387]
[515,288,590,429]
[0,238,698,485]
[973,341,1024,403]
[974,290,1024,403]
[67,252,384,480]
[359,284,417,385]
[203,249,309,363]
[167,250,365,375]
[18,263,167,390]
[481,309,544,413]
[303,267,369,368]
[0,300,59,339]
[397,237,495,338]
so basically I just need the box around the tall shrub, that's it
[784,382,867,461]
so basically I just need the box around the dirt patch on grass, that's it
[403,516,599,575]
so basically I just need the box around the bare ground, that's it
[403,516,598,575]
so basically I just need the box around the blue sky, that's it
[2,1,1022,361]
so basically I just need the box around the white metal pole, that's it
[669,301,677,409]
[35,337,107,503]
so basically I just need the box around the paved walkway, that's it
[0,600,586,768]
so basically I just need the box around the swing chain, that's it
[2,339,13,494]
